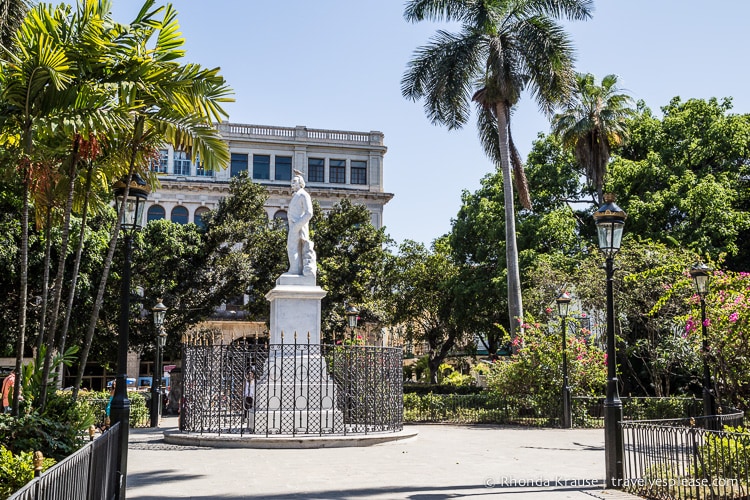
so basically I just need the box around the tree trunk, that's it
[73,136,141,398]
[40,143,80,408]
[13,127,33,416]
[35,209,53,358]
[58,161,95,388]
[495,103,524,338]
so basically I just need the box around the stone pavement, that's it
[126,416,645,499]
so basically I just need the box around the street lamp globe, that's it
[152,298,168,328]
[593,194,627,258]
[113,174,150,232]
[346,304,360,329]
[556,291,571,318]
[689,262,712,298]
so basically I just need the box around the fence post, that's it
[33,451,43,478]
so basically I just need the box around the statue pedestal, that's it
[253,274,338,434]
[266,273,327,344]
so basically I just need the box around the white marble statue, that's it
[287,170,316,276]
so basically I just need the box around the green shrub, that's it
[0,413,84,461]
[0,446,56,498]
[403,383,483,395]
[129,391,149,427]
[698,426,750,480]
[44,391,97,432]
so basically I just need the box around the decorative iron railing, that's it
[621,411,748,499]
[180,339,403,436]
[8,422,121,500]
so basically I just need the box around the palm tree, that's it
[0,0,29,50]
[401,0,592,335]
[72,0,232,395]
[551,73,634,205]
[0,2,76,414]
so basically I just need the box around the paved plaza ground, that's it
[126,416,644,499]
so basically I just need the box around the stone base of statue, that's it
[251,273,335,433]
[266,273,327,344]
[248,351,342,434]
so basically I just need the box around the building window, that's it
[173,151,191,176]
[253,154,270,180]
[171,206,189,225]
[195,154,212,177]
[230,153,248,177]
[196,163,213,177]
[195,207,210,230]
[147,205,165,222]
[351,160,367,185]
[275,156,292,181]
[329,159,346,184]
[308,158,324,182]
[152,149,168,173]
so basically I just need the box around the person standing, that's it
[244,370,256,412]
[2,369,16,414]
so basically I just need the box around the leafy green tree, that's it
[73,0,232,396]
[401,0,592,335]
[386,238,467,383]
[552,73,635,205]
[0,1,78,413]
[525,239,701,398]
[312,199,392,341]
[609,97,750,265]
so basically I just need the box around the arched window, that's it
[195,207,210,230]
[171,206,189,225]
[147,205,166,222]
[273,210,288,221]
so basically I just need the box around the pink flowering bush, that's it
[690,270,750,409]
[485,319,606,410]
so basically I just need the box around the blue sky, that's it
[112,1,750,246]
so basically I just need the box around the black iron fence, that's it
[572,397,705,428]
[180,339,403,436]
[8,422,121,500]
[403,393,709,428]
[621,412,748,499]
[403,392,560,426]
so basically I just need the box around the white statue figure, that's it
[287,170,316,276]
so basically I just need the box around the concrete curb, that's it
[162,428,419,449]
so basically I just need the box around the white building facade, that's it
[145,123,393,228]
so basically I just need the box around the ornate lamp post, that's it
[111,174,150,500]
[150,299,168,428]
[593,193,627,488]
[345,303,359,342]
[556,291,572,429]
[689,263,716,418]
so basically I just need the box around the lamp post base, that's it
[604,398,624,488]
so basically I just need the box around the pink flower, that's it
[545,307,552,314]
[685,318,695,333]
[729,312,739,323]
[703,318,711,327]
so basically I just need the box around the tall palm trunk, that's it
[72,174,125,399]
[13,129,33,416]
[495,103,523,337]
[39,141,80,408]
[57,160,95,387]
[35,208,53,356]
